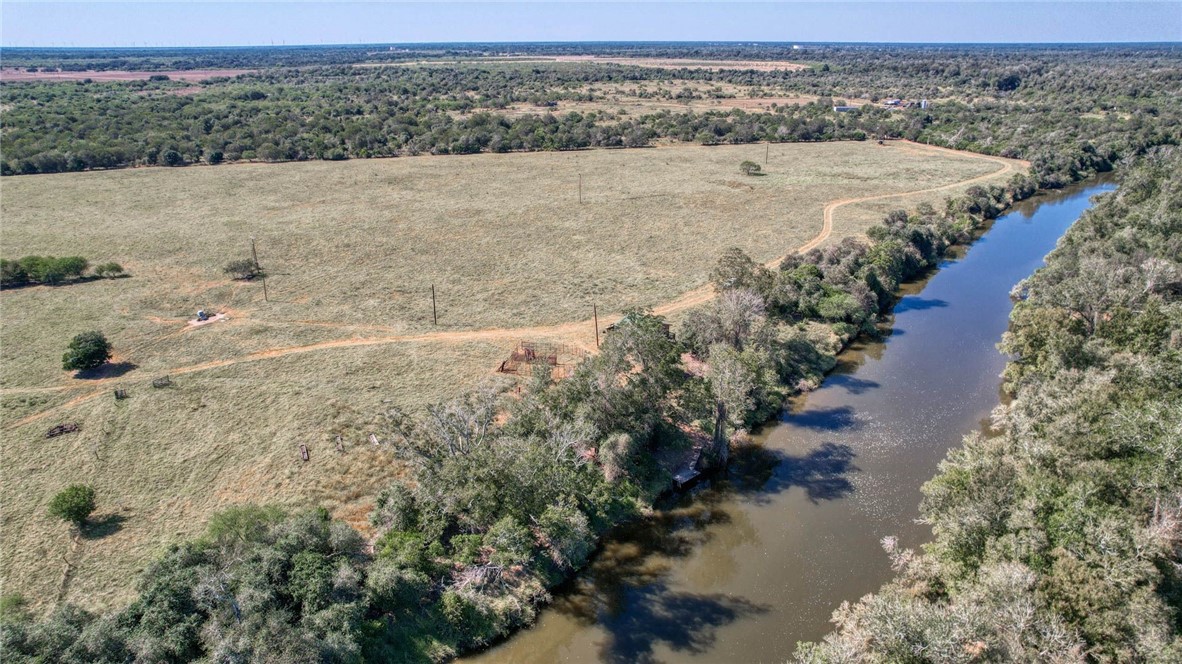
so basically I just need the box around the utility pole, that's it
[252,237,267,301]
[593,304,600,348]
[431,285,438,326]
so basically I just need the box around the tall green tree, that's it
[62,331,112,371]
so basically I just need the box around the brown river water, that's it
[467,179,1116,664]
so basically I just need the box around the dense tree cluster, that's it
[1,256,88,287]
[0,255,123,288]
[796,148,1182,663]
[2,44,1178,188]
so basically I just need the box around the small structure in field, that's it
[497,340,587,379]
[188,311,227,327]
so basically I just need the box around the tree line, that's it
[2,45,1178,190]
[0,256,124,288]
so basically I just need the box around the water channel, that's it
[470,179,1116,664]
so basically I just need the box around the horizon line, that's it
[3,39,1181,49]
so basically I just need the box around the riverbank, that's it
[466,176,1117,662]
[796,146,1181,663]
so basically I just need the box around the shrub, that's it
[371,483,419,532]
[0,259,29,288]
[483,516,534,568]
[93,262,125,278]
[739,160,761,176]
[222,258,260,280]
[55,256,88,279]
[62,331,112,371]
[47,485,96,526]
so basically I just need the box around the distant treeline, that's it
[797,147,1182,662]
[0,146,1050,663]
[2,45,1179,189]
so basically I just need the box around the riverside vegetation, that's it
[796,148,1182,663]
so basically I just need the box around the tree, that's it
[739,160,761,176]
[160,149,184,167]
[62,331,112,371]
[710,247,773,296]
[47,485,96,527]
[706,343,756,462]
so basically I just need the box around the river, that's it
[469,179,1116,664]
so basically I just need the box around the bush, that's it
[62,331,112,371]
[739,160,762,176]
[47,485,96,526]
[222,258,260,280]
[0,259,29,288]
[93,262,125,278]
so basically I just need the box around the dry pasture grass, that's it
[0,141,1022,612]
[479,80,836,118]
[0,68,254,82]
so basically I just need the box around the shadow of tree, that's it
[596,584,769,664]
[829,375,880,395]
[537,443,849,660]
[82,513,126,540]
[893,297,950,313]
[783,405,859,431]
[74,361,137,380]
[730,442,857,504]
[547,492,768,663]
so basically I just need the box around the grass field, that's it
[0,141,1022,612]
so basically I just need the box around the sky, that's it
[1,1,1179,47]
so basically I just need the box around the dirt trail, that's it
[4,143,1020,429]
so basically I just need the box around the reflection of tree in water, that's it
[548,495,767,663]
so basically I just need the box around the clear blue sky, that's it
[2,2,1179,47]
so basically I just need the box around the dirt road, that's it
[4,142,1021,429]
